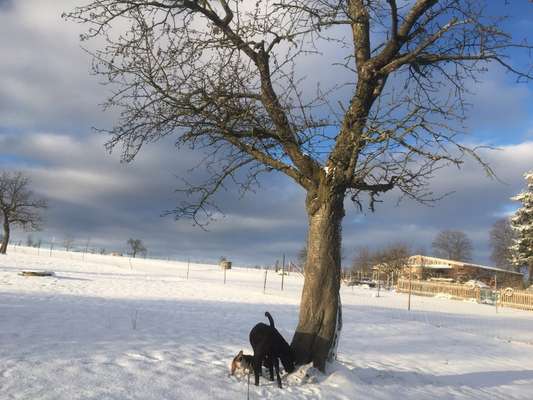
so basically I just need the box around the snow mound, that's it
[19,270,55,277]
[286,363,322,385]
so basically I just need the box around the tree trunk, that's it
[291,187,344,372]
[0,218,10,254]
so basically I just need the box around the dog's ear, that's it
[237,350,243,357]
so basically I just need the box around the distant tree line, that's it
[351,243,411,284]
[347,216,529,282]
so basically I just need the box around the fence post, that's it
[83,238,90,262]
[186,257,190,280]
[495,273,498,314]
[49,237,55,257]
[224,267,227,284]
[408,264,413,311]
[263,269,268,294]
[377,266,381,298]
[281,254,285,291]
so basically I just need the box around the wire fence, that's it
[5,243,304,294]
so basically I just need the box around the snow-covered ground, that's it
[2,248,533,399]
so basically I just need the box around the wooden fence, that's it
[397,279,533,312]
[397,279,480,301]
[499,288,533,311]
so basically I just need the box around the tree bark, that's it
[291,186,345,372]
[1,217,10,254]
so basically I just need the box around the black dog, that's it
[249,311,295,388]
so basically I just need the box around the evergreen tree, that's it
[511,171,533,283]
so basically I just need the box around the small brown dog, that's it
[230,350,254,376]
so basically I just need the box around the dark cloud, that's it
[0,1,114,134]
[4,131,532,266]
[0,0,13,11]
[2,132,307,264]
[1,1,533,266]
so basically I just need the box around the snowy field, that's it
[2,248,533,399]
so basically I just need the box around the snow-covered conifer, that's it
[511,171,533,282]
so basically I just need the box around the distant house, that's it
[401,255,524,289]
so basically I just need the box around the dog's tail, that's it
[265,311,275,328]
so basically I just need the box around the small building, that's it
[220,260,232,270]
[402,255,524,289]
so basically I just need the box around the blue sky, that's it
[0,1,532,266]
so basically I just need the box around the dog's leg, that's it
[274,357,282,388]
[253,354,262,386]
[262,356,273,381]
[247,373,250,400]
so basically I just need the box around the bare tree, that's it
[489,218,516,270]
[432,230,473,262]
[0,171,47,254]
[66,1,532,370]
[351,246,374,277]
[63,235,75,252]
[352,243,410,282]
[373,243,411,283]
[415,247,428,257]
[127,238,147,258]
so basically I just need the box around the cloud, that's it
[464,67,532,137]
[0,0,113,133]
[342,142,533,264]
[3,129,532,266]
[0,0,13,10]
[2,131,307,264]
[1,1,532,266]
